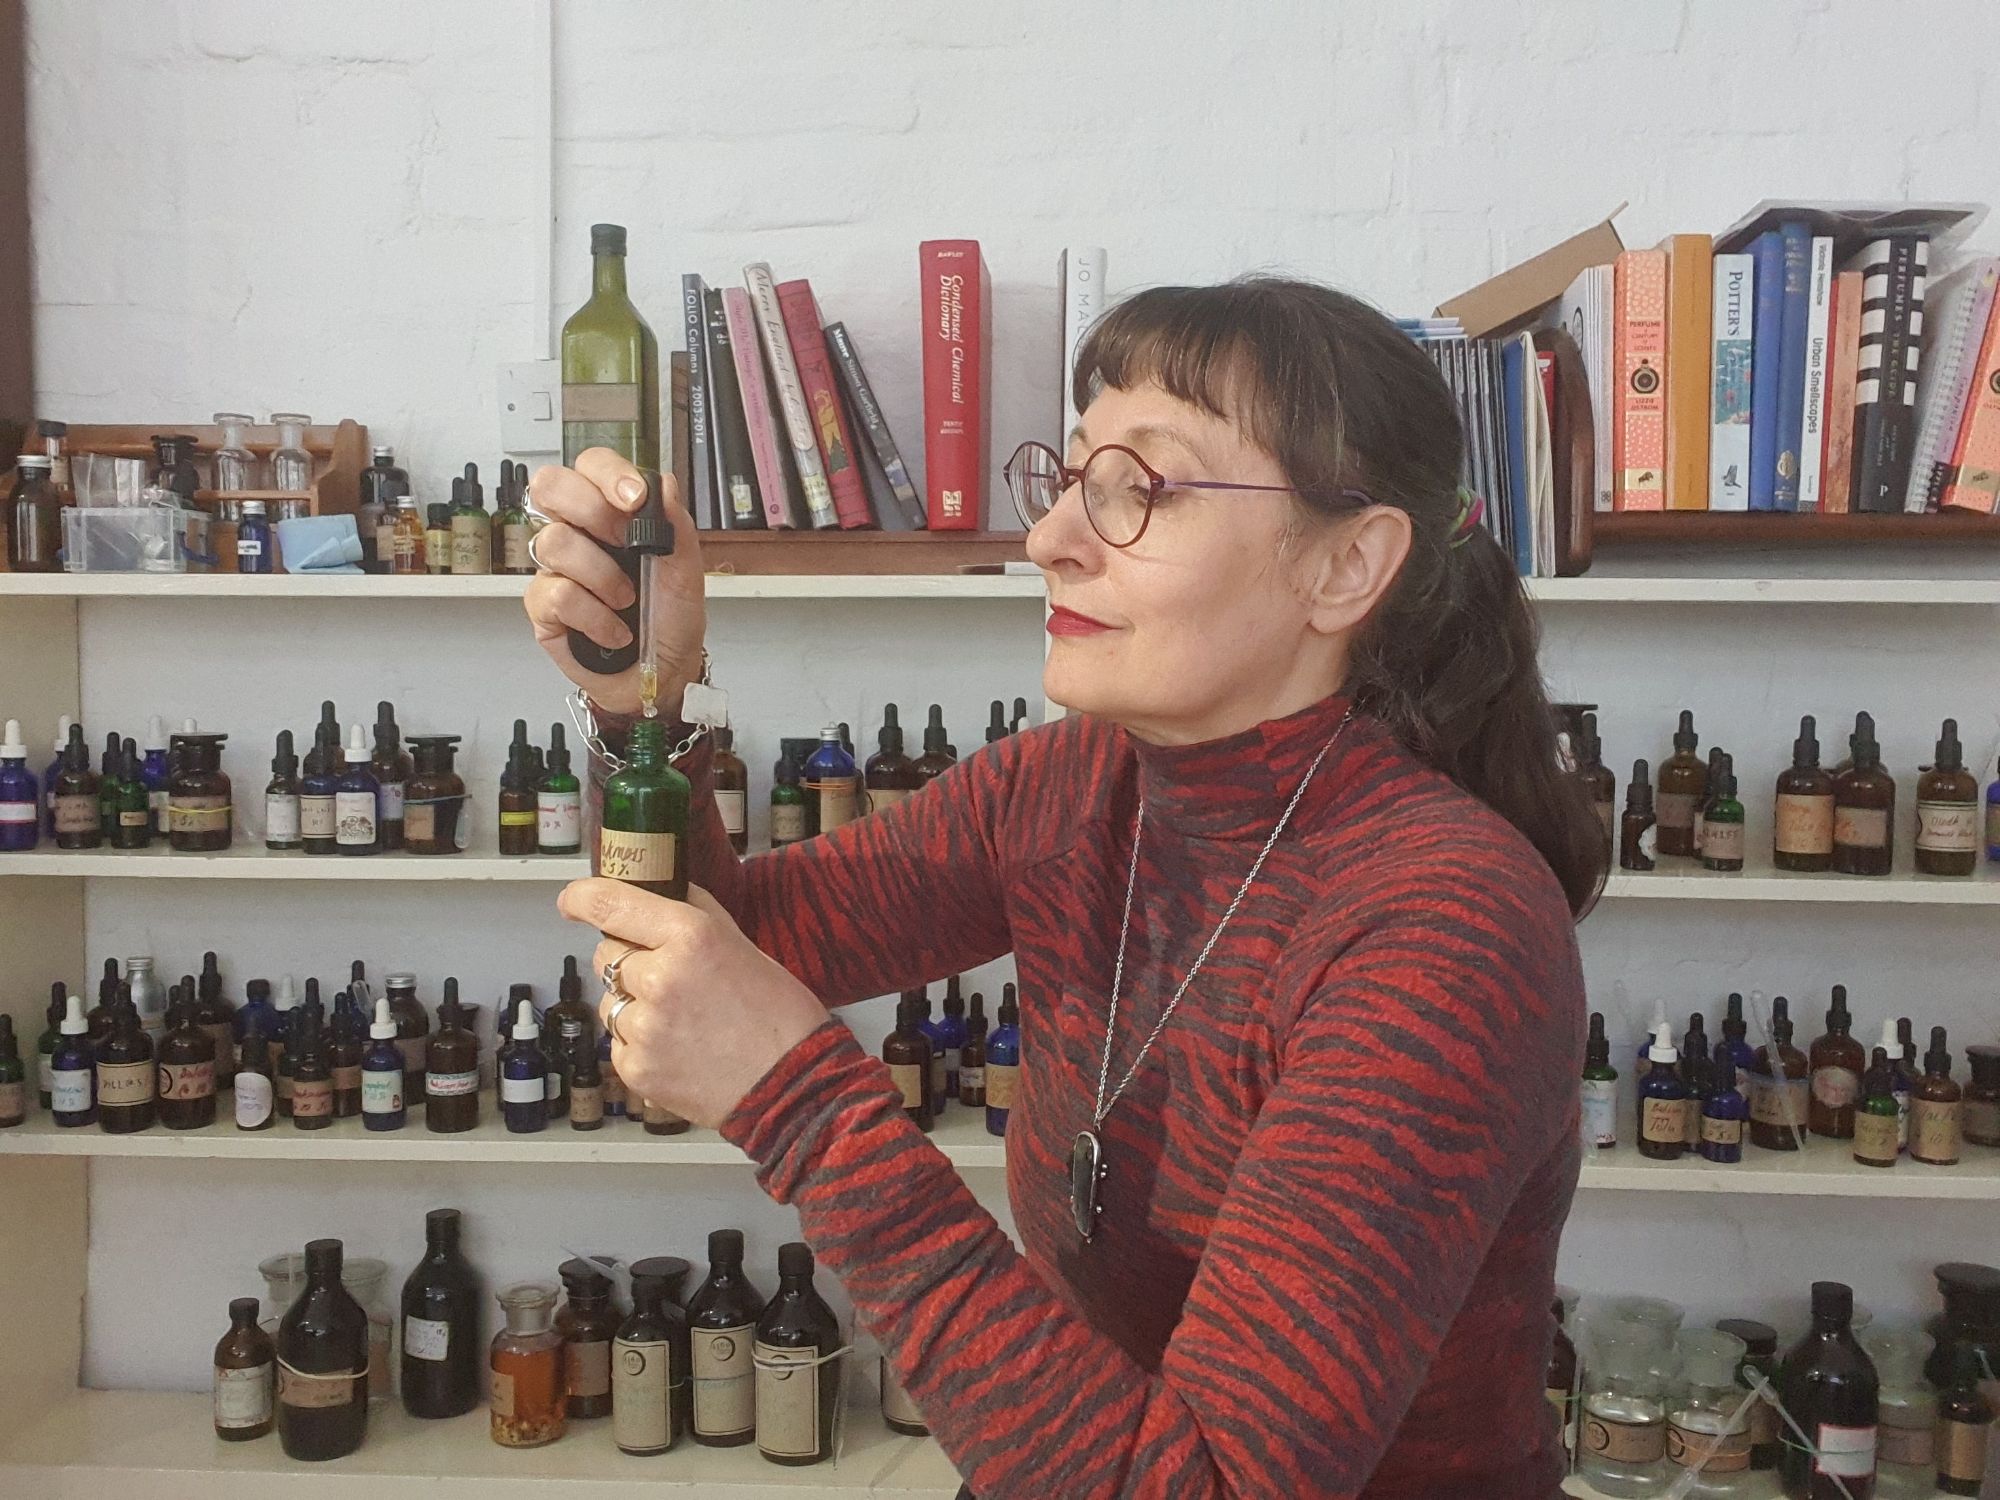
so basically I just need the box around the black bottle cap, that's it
[426,1207,461,1242]
[1771,995,1790,1027]
[777,1241,814,1280]
[628,469,676,556]
[712,725,733,752]
[1828,985,1850,1030]
[1927,1026,1952,1075]
[1723,993,1745,1037]
[559,1257,615,1295]
[304,1238,345,1279]
[1624,758,1652,811]
[986,700,1008,744]
[630,1255,692,1298]
[708,1228,745,1265]
[245,978,269,1003]
[545,723,571,776]
[1012,696,1028,729]
[1575,711,1601,765]
[879,705,903,756]
[838,722,853,755]
[46,980,66,1021]
[591,222,627,256]
[1935,717,1963,772]
[427,501,451,528]
[0,1015,14,1055]
[229,1296,260,1326]
[1715,1317,1777,1357]
[895,992,921,1031]
[560,955,581,1003]
[1968,1044,2000,1083]
[1851,711,1879,767]
[999,982,1019,1025]
[968,992,986,1022]
[1934,1263,2000,1305]
[943,984,965,1019]
[38,418,66,439]
[924,704,948,755]
[271,729,296,776]
[1793,715,1819,768]
[1712,754,1736,799]
[461,463,483,509]
[1584,1011,1609,1066]
[1810,1280,1853,1323]
[1672,710,1697,753]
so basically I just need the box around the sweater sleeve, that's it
[717,865,1582,1499]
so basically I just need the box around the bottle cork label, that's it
[168,796,232,834]
[1667,1420,1750,1471]
[54,795,97,834]
[613,1336,671,1451]
[755,1342,824,1460]
[1910,1098,1961,1162]
[1641,1096,1688,1144]
[500,1074,542,1105]
[600,827,677,884]
[1582,1411,1667,1463]
[1700,820,1745,862]
[770,804,807,844]
[1700,1114,1742,1149]
[809,777,858,831]
[958,1064,984,1099]
[604,1066,626,1113]
[490,1368,515,1418]
[97,1059,155,1106]
[1656,791,1698,832]
[0,797,34,826]
[159,1060,214,1100]
[214,1362,273,1429]
[1811,1066,1860,1110]
[1834,806,1889,849]
[1876,1418,1934,1467]
[332,1064,361,1096]
[1852,1111,1900,1163]
[693,1324,756,1437]
[292,1079,334,1118]
[888,1061,925,1109]
[566,1338,612,1399]
[301,795,336,839]
[362,1070,403,1114]
[1917,800,1980,853]
[714,789,747,836]
[1939,1415,1990,1483]
[986,1061,1019,1109]
[1775,793,1836,855]
[278,1363,362,1411]
[1579,1079,1617,1147]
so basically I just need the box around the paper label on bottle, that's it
[117,808,148,829]
[1876,1418,1934,1467]
[567,1338,612,1399]
[0,798,34,825]
[545,1070,562,1102]
[1700,820,1745,863]
[1655,791,1698,832]
[331,1063,361,1096]
[604,1065,626,1113]
[54,794,97,834]
[770,803,807,844]
[292,1078,333,1118]
[600,827,677,883]
[613,1337,672,1450]
[235,1073,273,1127]
[235,537,264,558]
[881,1357,926,1430]
[1667,1419,1750,1471]
[642,1097,686,1128]
[159,1060,214,1100]
[714,788,747,835]
[1917,800,1980,853]
[1581,1409,1667,1463]
[1845,1108,1896,1162]
[214,1362,273,1429]
[1641,1096,1687,1144]
[490,1368,515,1417]
[1811,1422,1876,1476]
[1749,1076,1808,1130]
[396,1035,428,1074]
[0,1079,21,1120]
[36,1052,53,1096]
[1834,805,1889,849]
[96,1059,154,1105]
[537,792,581,848]
[888,1061,925,1109]
[1774,793,1835,855]
[264,793,300,843]
[1963,1098,2000,1144]
[404,1315,450,1363]
[1700,1113,1742,1149]
[866,786,915,815]
[335,791,377,846]
[958,1065,984,1099]
[278,1362,363,1411]
[168,795,231,834]
[569,1084,604,1125]
[1911,1098,1960,1161]
[929,1052,946,1099]
[501,1074,543,1104]
[427,1068,478,1098]
[449,518,492,574]
[755,1342,824,1460]
[377,782,405,822]
[1580,1079,1617,1147]
[147,788,169,827]
[1811,1065,1860,1110]
[563,382,642,422]
[300,795,336,840]
[986,1061,1019,1109]
[361,1070,402,1115]
[1940,1415,1990,1482]
[404,801,436,842]
[502,525,532,572]
[1988,801,2000,853]
[51,1067,92,1114]
[693,1324,757,1437]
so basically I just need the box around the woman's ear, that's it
[1298,505,1413,638]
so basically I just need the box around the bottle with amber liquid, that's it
[167,732,233,851]
[1655,711,1706,858]
[491,1281,565,1448]
[289,991,335,1131]
[1807,985,1865,1139]
[1619,759,1657,872]
[600,717,691,898]
[864,706,924,817]
[710,726,750,856]
[51,726,101,850]
[1776,1281,1879,1500]
[958,993,988,1108]
[883,992,935,1133]
[96,990,156,1134]
[386,495,425,574]
[1570,712,1616,856]
[1750,998,1809,1152]
[754,1242,842,1467]
[688,1228,763,1447]
[1833,712,1896,876]
[157,988,218,1129]
[558,1257,621,1420]
[276,1238,371,1461]
[1915,718,1980,877]
[1910,1026,1962,1167]
[214,1296,276,1441]
[1774,715,1836,872]
[544,956,593,1119]
[400,1208,483,1420]
[497,721,540,856]
[1934,1343,1994,1496]
[568,1031,605,1130]
[425,980,481,1134]
[403,734,466,855]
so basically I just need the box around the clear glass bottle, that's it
[1864,1328,1935,1498]
[491,1281,566,1448]
[212,412,261,491]
[270,412,314,493]
[9,455,60,572]
[1578,1312,1676,1496]
[1668,1328,1755,1495]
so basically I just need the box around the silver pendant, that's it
[1070,1129,1108,1242]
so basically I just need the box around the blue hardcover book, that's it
[1771,221,1813,511]
[1500,338,1531,576]
[1747,231,1786,511]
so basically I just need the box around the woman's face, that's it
[1026,380,1357,746]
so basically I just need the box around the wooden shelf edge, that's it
[1593,511,2000,545]
[697,531,1026,575]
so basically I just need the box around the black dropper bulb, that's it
[1711,753,1736,800]
[1935,717,1963,771]
[1672,710,1697,753]
[1724,992,1746,1040]
[1927,1026,1952,1075]
[1011,696,1029,732]
[272,729,296,776]
[561,955,581,1002]
[546,723,571,776]
[1828,984,1850,1030]
[1793,715,1819,768]
[879,705,903,756]
[1851,711,1879,768]
[837,723,853,756]
[924,704,948,755]
[1585,1011,1609,1065]
[1625,758,1653,812]
[1577,712,1602,764]
[985,700,1008,744]
[1710,1041,1735,1093]
[462,462,483,509]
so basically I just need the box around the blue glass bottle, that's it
[0,719,40,851]
[335,724,380,856]
[500,1000,547,1134]
[984,984,1021,1138]
[1635,1023,1687,1160]
[934,977,970,1105]
[1718,993,1758,1075]
[49,990,96,1128]
[1987,756,2000,861]
[917,988,953,1116]
[139,717,171,838]
[1700,1045,1747,1163]
[235,499,272,573]
[235,978,276,1053]
[801,725,861,838]
[361,999,406,1131]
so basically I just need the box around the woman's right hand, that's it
[523,448,707,719]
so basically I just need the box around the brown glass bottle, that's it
[1935,1343,1994,1496]
[1571,712,1616,855]
[403,735,466,855]
[497,721,540,856]
[328,991,364,1119]
[52,727,101,850]
[96,993,156,1134]
[568,1032,605,1130]
[1915,718,1980,877]
[883,992,935,1133]
[167,732,233,852]
[214,1296,276,1441]
[711,726,750,857]
[1910,1026,1962,1167]
[400,1208,483,1420]
[1655,710,1706,858]
[425,980,481,1134]
[382,971,431,1097]
[157,989,218,1130]
[1749,999,1809,1152]
[688,1228,764,1447]
[195,952,237,1088]
[1776,1281,1879,1500]
[1774,715,1837,873]
[754,1242,842,1467]
[912,705,957,784]
[289,992,334,1131]
[1963,1045,2000,1149]
[1807,985,1866,1140]
[1832,711,1896,876]
[557,1257,621,1419]
[276,1238,370,1461]
[642,1094,689,1136]
[1619,759,1657,872]
[543,956,594,1120]
[958,993,988,1107]
[864,706,925,818]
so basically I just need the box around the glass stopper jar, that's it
[1578,1314,1675,1497]
[557,1257,622,1419]
[1667,1328,1754,1495]
[491,1281,566,1448]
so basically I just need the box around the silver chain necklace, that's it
[1069,706,1355,1242]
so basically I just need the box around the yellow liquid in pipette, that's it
[637,662,659,719]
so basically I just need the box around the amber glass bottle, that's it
[1571,712,1616,855]
[1774,715,1836,873]
[711,726,750,857]
[213,1297,276,1441]
[167,732,233,852]
[1910,1026,1962,1167]
[425,980,481,1134]
[497,721,540,856]
[1832,711,1896,876]
[96,992,156,1134]
[958,993,988,1107]
[1964,1045,2000,1149]
[1655,710,1706,858]
[1915,718,1980,877]
[864,706,925,817]
[557,1258,621,1420]
[491,1282,565,1448]
[276,1239,371,1461]
[157,989,218,1130]
[400,1208,483,1420]
[883,992,935,1133]
[912,705,957,784]
[1619,759,1657,872]
[755,1242,842,1467]
[1806,985,1866,1140]
[1749,999,1809,1152]
[403,735,466,855]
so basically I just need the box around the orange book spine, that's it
[1660,235,1712,509]
[1820,271,1862,515]
[1941,305,2000,513]
[1613,250,1669,511]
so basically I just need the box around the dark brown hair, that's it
[1073,276,1605,917]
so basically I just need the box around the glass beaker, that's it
[1579,1316,1674,1497]
[270,413,313,493]
[1865,1327,1937,1497]
[1666,1328,1754,1496]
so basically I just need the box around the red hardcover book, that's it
[776,279,872,529]
[919,240,990,530]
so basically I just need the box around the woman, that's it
[524,276,1601,1499]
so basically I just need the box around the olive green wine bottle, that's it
[561,223,660,468]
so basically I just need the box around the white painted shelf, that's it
[1577,1136,2000,1199]
[1601,860,2000,904]
[0,1105,1008,1169]
[0,843,588,882]
[0,1387,961,1499]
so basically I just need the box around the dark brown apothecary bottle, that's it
[1963,1045,2000,1149]
[400,1207,483,1420]
[1655,711,1705,858]
[96,989,156,1134]
[1832,711,1895,876]
[1775,1281,1879,1500]
[214,1296,276,1441]
[711,725,750,857]
[167,732,233,852]
[497,720,540,857]
[958,993,988,1107]
[157,986,218,1130]
[403,735,466,855]
[754,1241,842,1467]
[425,980,481,1134]
[1910,1026,1963,1167]
[52,727,102,850]
[557,1257,622,1419]
[275,1238,370,1461]
[883,991,935,1133]
[1748,999,1808,1153]
[289,989,334,1131]
[1935,1343,1995,1495]
[1806,985,1865,1140]
[544,956,595,1120]
[688,1228,763,1448]
[1915,717,1980,877]
[568,1032,605,1130]
[1570,712,1616,855]
[863,706,925,819]
[1773,715,1836,873]
[1619,759,1657,872]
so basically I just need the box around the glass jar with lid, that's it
[1666,1328,1754,1495]
[1578,1314,1675,1497]
[270,413,313,493]
[492,1281,566,1448]
[557,1256,622,1419]
[212,412,261,491]
[1865,1328,1936,1497]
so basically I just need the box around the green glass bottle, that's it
[111,739,151,850]
[599,718,689,899]
[1698,753,1745,873]
[561,223,660,468]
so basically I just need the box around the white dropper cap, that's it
[52,714,71,754]
[370,997,396,1040]
[511,998,539,1041]
[274,975,298,1013]
[1647,994,1667,1035]
[1877,1017,1900,1065]
[60,992,87,1035]
[344,724,369,765]
[181,717,198,735]
[1647,1021,1678,1065]
[0,720,23,759]
[144,716,167,753]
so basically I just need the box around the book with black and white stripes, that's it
[1847,235,1930,513]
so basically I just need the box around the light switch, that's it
[498,359,561,455]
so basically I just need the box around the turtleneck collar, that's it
[1121,691,1365,841]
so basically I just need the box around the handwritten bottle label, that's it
[300,795,336,840]
[97,1059,155,1106]
[0,1080,22,1120]
[362,1070,403,1115]
[1700,1114,1742,1149]
[888,1062,925,1109]
[159,1060,215,1100]
[427,1068,478,1098]
[537,791,581,848]
[1910,1098,1960,1162]
[770,803,807,844]
[168,795,232,834]
[1667,1419,1750,1471]
[51,1067,92,1115]
[755,1342,824,1460]
[1655,791,1698,833]
[714,789,747,836]
[1641,1096,1688,1144]
[1750,1077,1808,1129]
[806,776,858,831]
[866,786,915,815]
[54,794,97,835]
[1917,800,1979,853]
[1774,793,1835,855]
[404,1315,450,1362]
[214,1362,273,1429]
[235,1072,273,1127]
[278,1362,363,1411]
[600,827,677,883]
[1833,805,1889,849]
[567,1339,612,1399]
[1582,1409,1667,1463]
[1580,1079,1617,1147]
[693,1324,756,1437]
[986,1062,1019,1109]
[1700,821,1745,862]
[292,1078,333,1119]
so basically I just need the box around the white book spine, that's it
[1708,254,1755,511]
[1797,237,1835,512]
[742,261,837,530]
[1060,247,1108,442]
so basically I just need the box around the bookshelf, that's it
[1593,511,2000,546]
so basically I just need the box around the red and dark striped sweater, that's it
[682,690,1584,1498]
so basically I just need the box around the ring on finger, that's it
[606,991,637,1046]
[527,524,553,573]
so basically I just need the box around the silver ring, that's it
[606,992,635,1046]
[527,524,552,573]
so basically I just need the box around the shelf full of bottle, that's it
[0,950,1020,1163]
[1551,1263,1999,1500]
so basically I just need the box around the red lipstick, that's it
[1047,606,1113,637]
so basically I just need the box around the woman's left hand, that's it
[557,877,830,1130]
